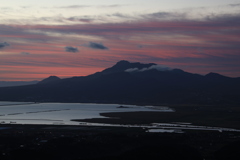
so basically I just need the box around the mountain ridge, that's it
[0,60,239,105]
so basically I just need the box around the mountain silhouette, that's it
[38,76,61,84]
[0,60,239,105]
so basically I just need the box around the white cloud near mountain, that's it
[125,65,172,72]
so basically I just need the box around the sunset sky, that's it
[1,0,240,81]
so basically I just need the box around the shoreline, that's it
[0,102,239,130]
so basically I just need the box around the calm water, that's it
[0,102,173,125]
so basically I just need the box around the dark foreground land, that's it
[0,124,240,160]
[0,105,240,160]
[74,104,240,129]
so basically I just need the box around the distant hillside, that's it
[0,60,239,105]
[0,81,39,87]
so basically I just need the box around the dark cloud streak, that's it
[58,5,90,9]
[88,42,108,50]
[29,13,240,35]
[67,17,93,23]
[228,3,240,7]
[65,46,79,53]
[21,52,30,55]
[0,42,10,49]
[57,4,125,9]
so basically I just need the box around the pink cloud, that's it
[1,13,240,80]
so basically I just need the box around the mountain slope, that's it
[0,60,239,105]
[0,81,39,87]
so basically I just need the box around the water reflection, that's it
[0,102,173,125]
